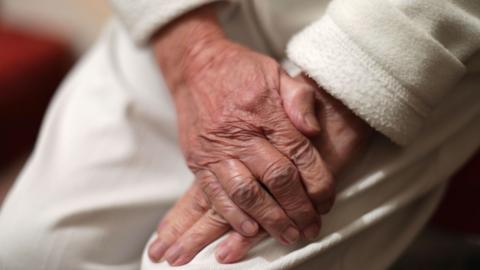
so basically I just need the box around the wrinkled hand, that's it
[281,75,372,173]
[151,5,335,260]
[149,74,373,266]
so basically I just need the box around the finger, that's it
[279,73,320,137]
[148,183,207,262]
[211,159,301,245]
[239,138,321,240]
[197,170,259,237]
[164,209,230,266]
[264,102,335,213]
[215,230,268,264]
[269,132,335,215]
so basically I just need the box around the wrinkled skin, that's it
[174,40,335,238]
[152,5,337,262]
[149,5,372,266]
[148,74,372,266]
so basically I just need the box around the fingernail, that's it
[304,112,320,131]
[171,255,190,266]
[165,243,184,266]
[149,240,168,262]
[303,223,320,241]
[282,226,300,244]
[241,220,258,236]
[216,244,231,263]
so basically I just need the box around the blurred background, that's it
[2,0,110,54]
[0,1,479,269]
[0,0,109,201]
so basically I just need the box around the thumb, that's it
[279,73,321,136]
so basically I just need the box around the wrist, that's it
[152,4,225,91]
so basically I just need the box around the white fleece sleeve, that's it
[109,0,224,44]
[287,0,480,145]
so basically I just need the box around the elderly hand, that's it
[148,73,372,266]
[151,4,335,258]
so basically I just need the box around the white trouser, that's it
[1,20,479,270]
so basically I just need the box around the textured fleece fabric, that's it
[109,0,480,145]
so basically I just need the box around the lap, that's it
[141,185,445,270]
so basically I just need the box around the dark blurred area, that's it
[391,152,480,270]
[0,25,74,170]
[0,24,74,203]
[0,1,478,269]
[0,0,109,203]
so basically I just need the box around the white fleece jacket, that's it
[109,0,480,145]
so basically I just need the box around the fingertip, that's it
[281,226,300,245]
[316,196,335,215]
[303,222,321,241]
[215,243,231,263]
[148,239,168,263]
[216,234,246,264]
[216,231,268,264]
[165,243,187,266]
[240,220,259,237]
[216,242,243,264]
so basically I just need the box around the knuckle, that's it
[206,209,229,226]
[235,87,270,113]
[282,199,317,223]
[229,177,261,209]
[216,200,238,216]
[191,187,210,212]
[158,220,181,239]
[262,57,280,70]
[263,160,298,192]
[262,210,287,228]
[191,196,210,213]
[291,202,315,217]
[199,177,223,198]
[185,153,197,169]
[185,151,205,170]
[290,139,314,164]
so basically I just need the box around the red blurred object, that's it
[0,25,74,169]
[431,149,480,234]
